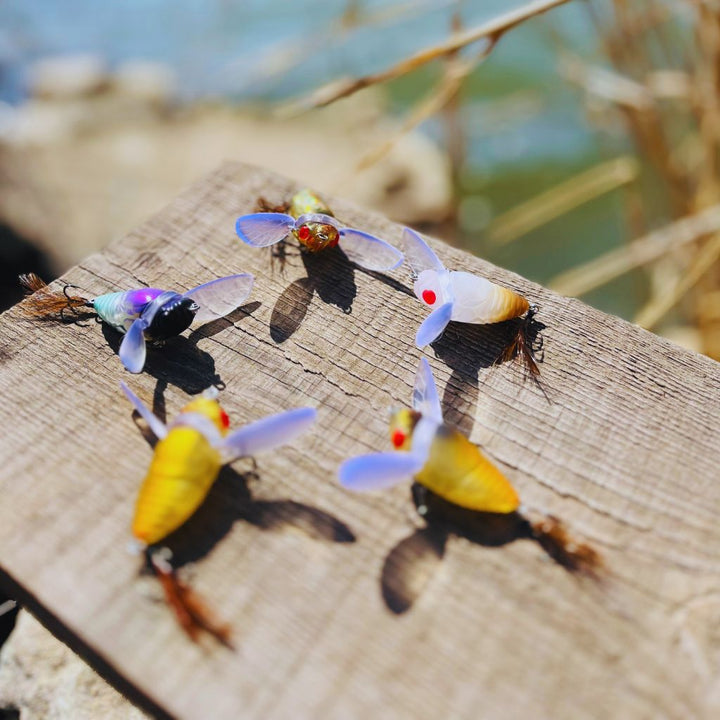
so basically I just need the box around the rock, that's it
[0,611,148,720]
[0,100,87,146]
[113,61,177,106]
[27,55,109,100]
[0,88,452,270]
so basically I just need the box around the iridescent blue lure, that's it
[19,273,254,373]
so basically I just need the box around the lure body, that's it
[20,274,255,373]
[286,190,340,252]
[339,358,519,514]
[122,383,318,546]
[414,270,529,325]
[93,288,171,333]
[401,227,532,347]
[133,397,228,545]
[390,410,519,513]
[235,189,403,271]
[288,188,333,219]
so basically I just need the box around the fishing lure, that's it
[19,272,254,373]
[121,381,317,640]
[339,358,599,574]
[235,188,403,271]
[401,227,541,375]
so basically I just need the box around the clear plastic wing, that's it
[413,358,443,423]
[295,212,339,228]
[338,228,403,271]
[119,318,148,373]
[415,301,453,348]
[402,227,445,276]
[235,213,295,247]
[220,406,317,463]
[119,381,168,439]
[339,452,424,492]
[183,273,255,325]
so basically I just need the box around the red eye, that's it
[391,430,406,448]
[219,409,230,429]
[298,225,311,241]
[422,289,436,305]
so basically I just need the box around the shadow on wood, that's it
[431,314,548,436]
[270,245,357,343]
[152,464,356,569]
[102,302,260,395]
[381,483,592,615]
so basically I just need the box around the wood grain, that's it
[0,162,719,720]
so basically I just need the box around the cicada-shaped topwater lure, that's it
[121,381,317,642]
[235,188,403,271]
[401,227,542,376]
[339,358,600,575]
[19,272,254,373]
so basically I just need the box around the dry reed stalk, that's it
[549,203,720,296]
[549,0,720,356]
[355,38,494,172]
[280,0,574,116]
[487,157,640,246]
[240,0,455,91]
[634,231,720,329]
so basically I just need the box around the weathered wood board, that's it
[0,162,719,719]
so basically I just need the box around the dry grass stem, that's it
[239,0,455,90]
[549,203,720,297]
[356,41,494,171]
[487,157,640,246]
[560,55,654,109]
[280,0,574,116]
[634,231,720,329]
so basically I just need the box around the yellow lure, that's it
[288,188,334,219]
[390,409,519,514]
[339,358,520,514]
[132,396,229,546]
[122,383,317,547]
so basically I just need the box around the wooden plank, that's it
[0,161,719,720]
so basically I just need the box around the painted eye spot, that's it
[298,225,311,241]
[422,289,436,305]
[391,430,406,448]
[219,409,230,430]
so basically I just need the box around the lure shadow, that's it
[103,302,260,394]
[270,246,357,343]
[187,302,261,344]
[430,315,547,436]
[381,484,548,615]
[125,409,355,566]
[147,464,356,568]
[104,325,222,395]
[357,268,415,298]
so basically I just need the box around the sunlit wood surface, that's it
[0,162,719,719]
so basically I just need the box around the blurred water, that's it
[0,2,587,98]
[0,1,638,316]
[0,1,602,164]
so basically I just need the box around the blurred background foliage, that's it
[1,0,718,359]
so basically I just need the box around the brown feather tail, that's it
[150,555,233,647]
[529,515,603,578]
[498,304,542,377]
[18,273,91,320]
[255,196,289,213]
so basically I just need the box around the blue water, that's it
[0,1,593,103]
[0,1,601,166]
